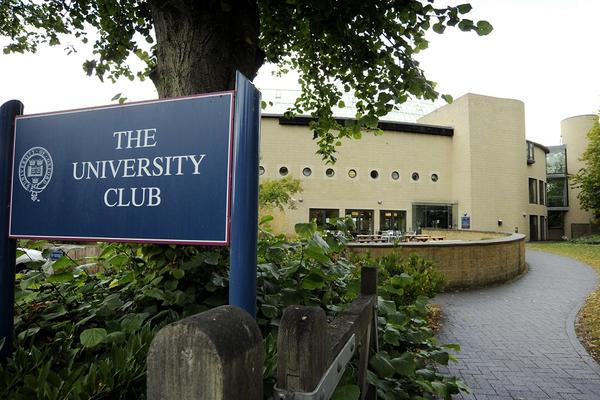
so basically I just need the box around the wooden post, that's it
[147,305,263,400]
[358,266,377,400]
[276,306,328,392]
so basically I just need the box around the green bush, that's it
[374,253,446,304]
[572,234,600,245]
[1,220,463,399]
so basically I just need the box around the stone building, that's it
[259,93,550,241]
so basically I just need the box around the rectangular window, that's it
[345,209,374,235]
[540,216,547,241]
[309,208,339,228]
[547,177,569,207]
[412,203,455,230]
[529,215,539,241]
[546,145,567,175]
[527,141,535,164]
[529,178,538,204]
[379,210,407,233]
[538,180,545,205]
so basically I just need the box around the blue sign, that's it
[9,92,234,245]
[461,215,471,230]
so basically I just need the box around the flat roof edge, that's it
[263,115,453,136]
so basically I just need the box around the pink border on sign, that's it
[8,91,235,246]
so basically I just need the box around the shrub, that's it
[375,253,446,304]
[572,234,600,245]
[1,220,463,399]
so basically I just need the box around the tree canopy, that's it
[572,115,600,219]
[1,0,492,161]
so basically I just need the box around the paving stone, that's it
[435,250,600,399]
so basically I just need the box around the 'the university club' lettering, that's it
[71,128,207,208]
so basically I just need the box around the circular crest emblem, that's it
[18,147,53,202]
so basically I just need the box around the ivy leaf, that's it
[80,328,107,348]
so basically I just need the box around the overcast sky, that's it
[1,0,598,146]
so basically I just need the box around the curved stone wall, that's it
[348,231,526,290]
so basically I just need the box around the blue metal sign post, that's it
[229,72,261,317]
[10,93,234,244]
[0,100,22,362]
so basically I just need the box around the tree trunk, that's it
[149,0,264,98]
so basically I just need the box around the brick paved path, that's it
[436,250,600,399]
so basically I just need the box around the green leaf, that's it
[370,352,395,378]
[259,215,274,225]
[458,19,474,32]
[476,20,494,36]
[261,304,279,319]
[106,331,126,344]
[171,268,185,279]
[391,353,416,376]
[432,23,446,34]
[80,328,107,348]
[443,343,461,352]
[47,272,74,283]
[295,222,315,237]
[457,4,473,14]
[300,273,326,289]
[121,313,149,333]
[431,381,448,397]
[378,298,396,315]
[144,288,165,300]
[441,94,454,104]
[383,326,401,345]
[51,256,77,273]
[332,384,360,400]
[429,350,450,364]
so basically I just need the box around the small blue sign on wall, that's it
[9,92,234,245]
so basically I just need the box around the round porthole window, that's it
[431,173,439,182]
[370,170,379,179]
[259,166,265,175]
[411,172,420,181]
[348,169,357,178]
[302,167,312,177]
[391,171,400,180]
[279,166,289,176]
[326,168,335,177]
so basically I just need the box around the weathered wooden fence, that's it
[147,266,378,400]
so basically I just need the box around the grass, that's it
[528,241,600,362]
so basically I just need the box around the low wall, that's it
[349,231,526,290]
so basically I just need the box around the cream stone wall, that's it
[259,117,454,236]
[419,94,543,240]
[561,115,597,238]
[259,93,546,240]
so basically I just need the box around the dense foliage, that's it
[1,220,462,399]
[258,176,302,211]
[0,1,491,162]
[572,116,600,219]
